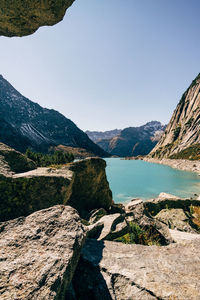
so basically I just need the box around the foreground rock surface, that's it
[73,238,200,300]
[0,0,75,37]
[0,205,85,300]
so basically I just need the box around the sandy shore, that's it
[143,157,200,174]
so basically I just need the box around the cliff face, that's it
[150,74,200,159]
[0,0,75,37]
[0,75,109,157]
[96,121,165,157]
[0,152,112,221]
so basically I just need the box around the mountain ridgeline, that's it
[0,75,108,157]
[87,121,166,157]
[150,74,200,160]
[86,129,122,143]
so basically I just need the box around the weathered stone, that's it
[169,229,200,243]
[88,208,107,224]
[124,198,174,245]
[87,214,129,241]
[109,203,125,214]
[0,0,75,37]
[0,142,36,176]
[156,208,196,232]
[67,158,112,216]
[73,238,200,300]
[0,157,112,222]
[0,205,86,300]
[125,198,143,212]
[144,194,200,216]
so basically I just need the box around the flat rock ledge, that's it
[0,205,86,300]
[73,238,200,300]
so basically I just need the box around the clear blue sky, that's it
[0,0,200,131]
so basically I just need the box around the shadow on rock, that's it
[68,239,112,300]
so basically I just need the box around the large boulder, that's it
[72,238,200,300]
[0,0,75,37]
[67,158,112,215]
[0,142,36,176]
[155,208,195,232]
[0,205,86,300]
[0,157,112,222]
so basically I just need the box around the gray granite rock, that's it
[87,214,129,241]
[73,238,200,299]
[0,205,86,300]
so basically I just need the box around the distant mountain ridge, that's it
[88,121,166,157]
[86,129,122,143]
[0,75,109,157]
[150,74,200,159]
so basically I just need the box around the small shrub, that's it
[114,222,161,246]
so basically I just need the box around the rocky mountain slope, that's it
[86,129,122,143]
[0,0,75,37]
[150,74,200,159]
[0,75,108,157]
[95,121,165,157]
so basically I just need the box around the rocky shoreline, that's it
[1,190,200,299]
[143,157,200,174]
[1,147,200,299]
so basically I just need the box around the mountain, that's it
[0,75,109,157]
[94,121,166,157]
[86,129,122,143]
[150,74,200,159]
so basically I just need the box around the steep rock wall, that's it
[150,74,200,159]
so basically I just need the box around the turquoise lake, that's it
[105,158,200,203]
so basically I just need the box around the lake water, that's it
[105,158,200,203]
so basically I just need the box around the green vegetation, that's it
[25,149,74,167]
[114,222,161,246]
[170,144,200,160]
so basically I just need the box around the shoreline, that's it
[143,157,200,174]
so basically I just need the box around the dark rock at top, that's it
[0,0,75,37]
